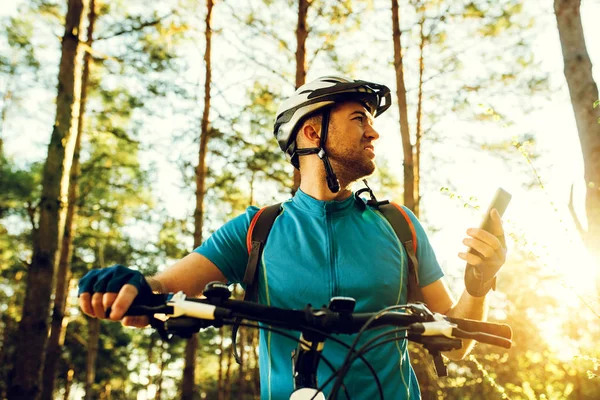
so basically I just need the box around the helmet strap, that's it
[291,109,340,193]
[316,109,340,193]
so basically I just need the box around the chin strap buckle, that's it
[355,179,388,208]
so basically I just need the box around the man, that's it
[79,77,506,399]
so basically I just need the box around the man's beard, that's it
[327,146,376,185]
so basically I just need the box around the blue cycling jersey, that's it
[195,189,444,399]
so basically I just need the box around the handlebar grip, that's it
[124,305,163,316]
[451,328,512,349]
[446,317,512,340]
[117,294,170,316]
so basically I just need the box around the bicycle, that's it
[124,282,513,400]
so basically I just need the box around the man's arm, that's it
[148,252,227,296]
[80,252,227,327]
[420,208,506,360]
[420,279,489,360]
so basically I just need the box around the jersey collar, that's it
[292,189,358,216]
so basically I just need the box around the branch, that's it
[67,330,88,347]
[19,257,31,270]
[26,200,38,230]
[568,183,586,238]
[221,2,293,55]
[219,33,291,82]
[96,13,175,41]
[78,41,120,63]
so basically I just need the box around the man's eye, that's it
[354,116,364,123]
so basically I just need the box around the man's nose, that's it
[365,124,380,141]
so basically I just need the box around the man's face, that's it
[326,101,380,183]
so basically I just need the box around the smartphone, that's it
[478,187,512,232]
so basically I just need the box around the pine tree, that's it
[41,1,98,398]
[8,0,86,397]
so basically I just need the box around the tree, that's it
[391,0,417,214]
[554,0,600,274]
[182,0,214,399]
[292,0,310,194]
[41,1,98,398]
[7,0,86,397]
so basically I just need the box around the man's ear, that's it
[299,122,321,147]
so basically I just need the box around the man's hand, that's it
[458,209,507,297]
[78,265,152,328]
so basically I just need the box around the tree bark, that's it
[0,270,23,398]
[41,2,96,399]
[7,0,85,398]
[413,12,426,218]
[292,0,310,195]
[554,0,600,271]
[192,0,214,255]
[184,0,214,399]
[224,332,233,400]
[217,334,224,400]
[391,0,416,213]
[84,318,100,400]
[147,334,156,390]
[0,313,16,399]
[154,342,165,400]
[252,329,260,399]
[237,326,246,397]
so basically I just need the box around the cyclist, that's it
[79,77,507,399]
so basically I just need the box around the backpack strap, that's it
[378,202,424,303]
[233,203,282,365]
[243,203,282,302]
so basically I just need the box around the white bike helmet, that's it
[274,76,391,192]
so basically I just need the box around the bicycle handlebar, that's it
[122,284,512,399]
[125,289,512,349]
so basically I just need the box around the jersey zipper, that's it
[327,212,337,297]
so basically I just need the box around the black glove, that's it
[78,264,154,305]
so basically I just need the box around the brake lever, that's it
[149,315,170,341]
[406,303,436,321]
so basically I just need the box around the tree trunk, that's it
[237,326,246,397]
[192,0,214,255]
[84,318,100,400]
[554,0,600,273]
[7,0,85,398]
[184,1,214,399]
[217,334,224,400]
[101,383,112,400]
[391,0,416,213]
[182,336,198,400]
[0,314,16,399]
[292,0,310,195]
[224,333,233,400]
[0,270,23,398]
[413,12,426,218]
[147,334,156,390]
[251,329,260,399]
[63,365,75,400]
[41,2,96,399]
[154,342,165,400]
